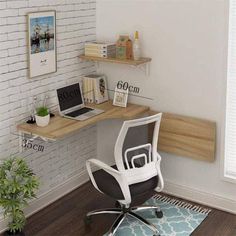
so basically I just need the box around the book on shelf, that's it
[85,48,116,54]
[83,76,94,103]
[85,42,116,50]
[93,75,109,104]
[85,42,116,58]
[82,74,109,104]
[85,48,108,54]
[82,76,89,102]
[85,51,116,58]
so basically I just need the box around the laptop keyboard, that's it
[65,107,94,117]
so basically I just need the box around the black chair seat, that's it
[93,165,158,200]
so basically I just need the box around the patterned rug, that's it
[105,194,211,236]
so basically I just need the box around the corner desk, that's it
[17,100,149,141]
[17,101,216,162]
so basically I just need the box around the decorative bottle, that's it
[133,31,141,60]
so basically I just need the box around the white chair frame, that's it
[86,113,164,236]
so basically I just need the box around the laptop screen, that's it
[57,83,83,111]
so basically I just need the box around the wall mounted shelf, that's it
[79,55,152,75]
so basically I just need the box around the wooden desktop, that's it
[17,100,149,141]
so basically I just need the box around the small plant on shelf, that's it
[0,157,39,235]
[35,106,50,127]
[36,106,49,117]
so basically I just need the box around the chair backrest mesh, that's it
[122,124,148,167]
[114,113,162,172]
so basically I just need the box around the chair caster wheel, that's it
[155,210,163,218]
[84,216,92,225]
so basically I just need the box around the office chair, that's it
[85,113,164,236]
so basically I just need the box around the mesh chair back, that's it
[114,113,162,185]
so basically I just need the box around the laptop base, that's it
[63,107,104,121]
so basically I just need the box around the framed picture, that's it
[27,11,57,78]
[113,87,128,107]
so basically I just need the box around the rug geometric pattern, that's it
[107,194,211,236]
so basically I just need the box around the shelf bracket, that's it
[18,131,56,153]
[79,55,151,76]
[131,62,150,76]
[94,61,150,76]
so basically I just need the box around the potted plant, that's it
[0,157,40,236]
[35,106,50,127]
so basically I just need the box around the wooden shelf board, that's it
[17,101,149,140]
[79,55,152,66]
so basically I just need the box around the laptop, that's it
[57,82,104,121]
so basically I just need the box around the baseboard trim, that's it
[164,180,236,214]
[0,170,90,233]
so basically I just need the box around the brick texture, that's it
[0,0,96,215]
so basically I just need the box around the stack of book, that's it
[83,74,109,104]
[84,42,116,58]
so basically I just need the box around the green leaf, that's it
[0,157,40,232]
[36,106,49,116]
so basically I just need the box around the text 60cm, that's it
[116,81,140,94]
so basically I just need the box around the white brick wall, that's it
[0,0,96,219]
[22,126,97,195]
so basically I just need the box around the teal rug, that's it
[106,194,211,236]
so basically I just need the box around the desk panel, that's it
[149,111,216,162]
[17,101,149,140]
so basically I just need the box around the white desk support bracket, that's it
[18,131,56,153]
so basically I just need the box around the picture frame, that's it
[113,87,128,107]
[27,11,57,78]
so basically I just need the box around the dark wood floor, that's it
[2,182,236,236]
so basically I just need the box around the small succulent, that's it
[36,107,49,117]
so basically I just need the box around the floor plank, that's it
[1,182,236,236]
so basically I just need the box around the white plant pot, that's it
[35,114,50,127]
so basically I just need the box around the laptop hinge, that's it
[62,104,84,115]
